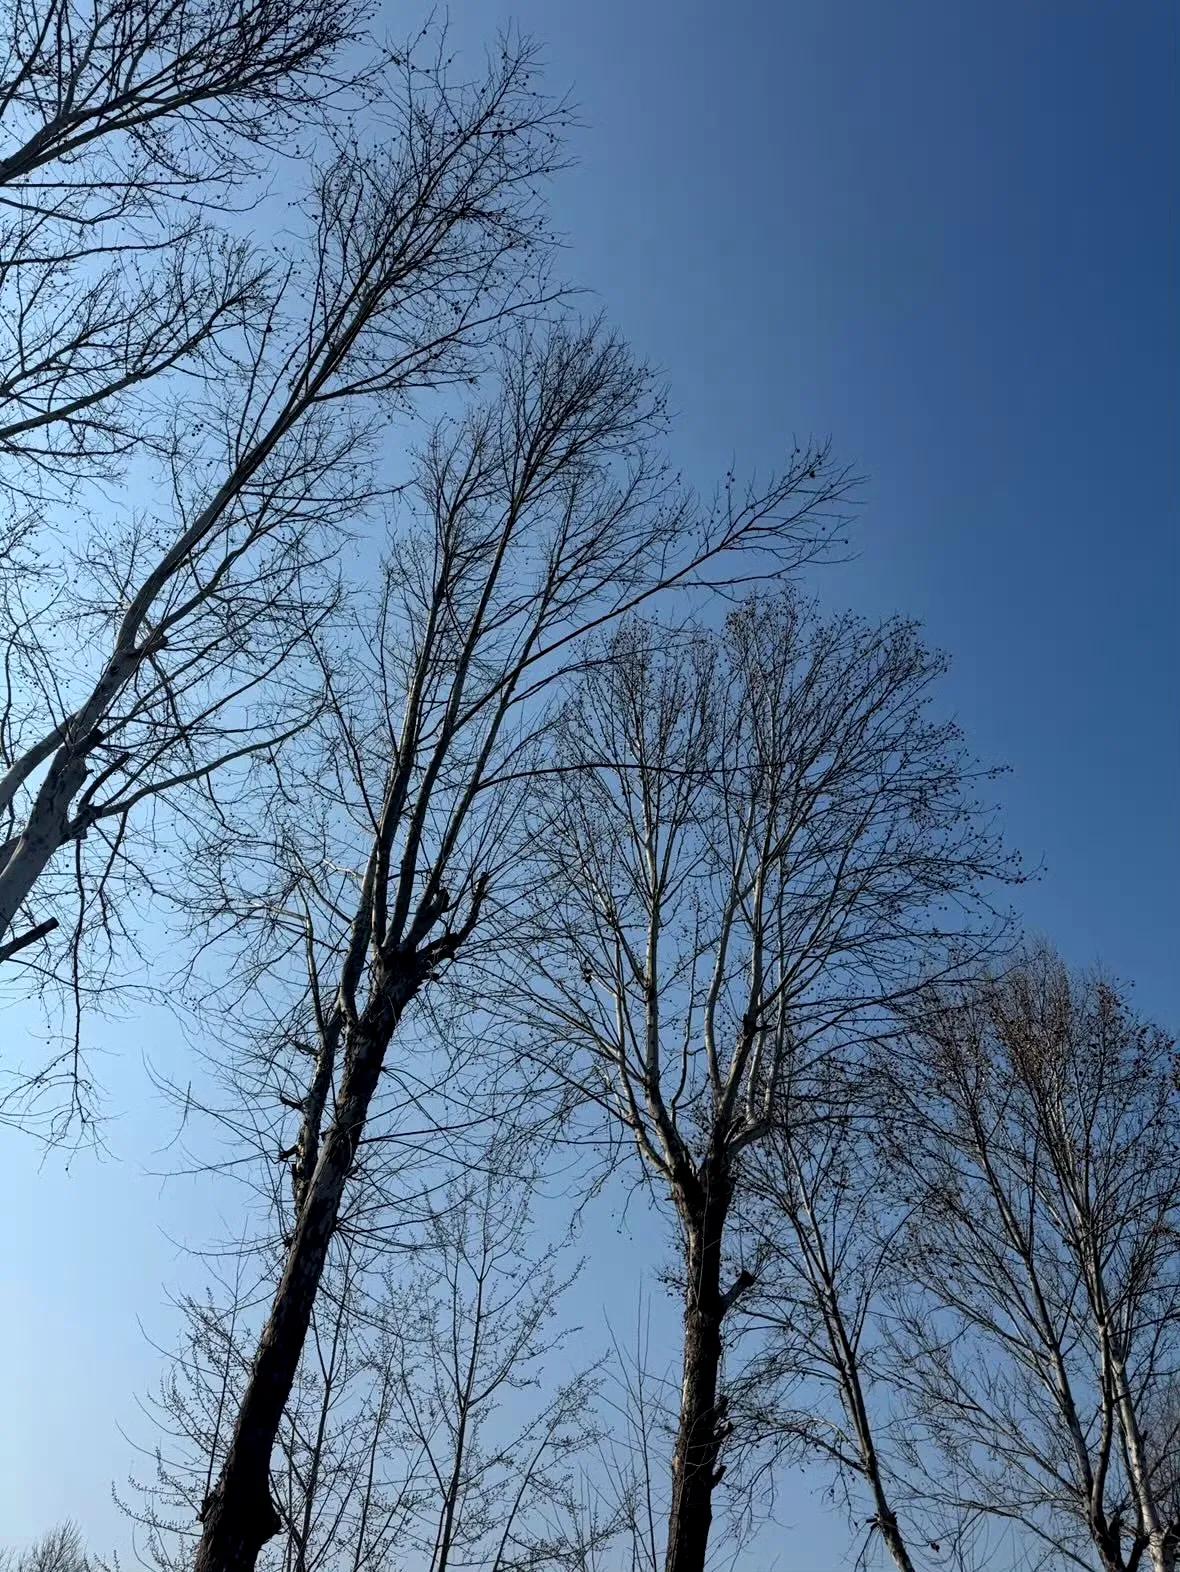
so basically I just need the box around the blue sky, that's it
[454,0,1177,1025]
[2,0,1176,1562]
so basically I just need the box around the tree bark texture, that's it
[665,1162,733,1572]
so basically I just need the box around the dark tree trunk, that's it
[193,970,415,1572]
[665,1158,735,1572]
[874,1506,919,1572]
[838,1325,918,1572]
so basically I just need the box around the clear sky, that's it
[2,0,1176,1564]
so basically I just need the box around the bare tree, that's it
[372,1162,613,1572]
[126,1151,617,1572]
[522,594,1017,1572]
[0,0,381,486]
[159,319,853,1572]
[0,0,392,1005]
[0,31,566,1120]
[733,1067,935,1572]
[121,1244,415,1572]
[0,1525,89,1572]
[596,1299,691,1572]
[889,949,1180,1572]
[0,0,367,191]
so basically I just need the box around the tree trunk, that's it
[848,1380,917,1572]
[873,1506,918,1572]
[834,1307,917,1572]
[193,970,415,1572]
[665,1162,734,1572]
[1109,1352,1175,1572]
[0,737,90,942]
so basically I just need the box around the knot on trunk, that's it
[704,1392,734,1449]
[719,1268,755,1316]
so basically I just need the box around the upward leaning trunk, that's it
[193,973,416,1572]
[665,1165,737,1572]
